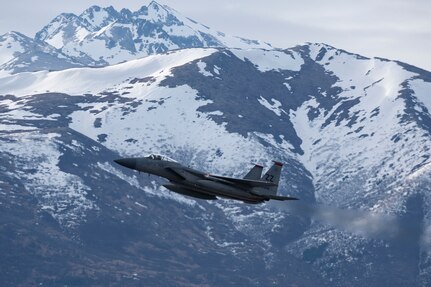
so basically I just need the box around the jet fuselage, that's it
[114,155,298,204]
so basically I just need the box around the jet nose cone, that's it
[114,158,137,170]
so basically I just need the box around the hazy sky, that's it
[1,0,430,71]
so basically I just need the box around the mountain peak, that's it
[81,5,119,16]
[13,2,272,69]
[134,1,175,24]
[1,31,30,40]
[57,12,80,21]
[79,5,121,30]
[148,0,165,9]
[298,42,370,62]
[85,5,102,12]
[46,12,89,28]
[305,42,336,49]
[134,1,169,15]
[34,12,93,49]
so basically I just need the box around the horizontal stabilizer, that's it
[264,194,299,201]
[251,191,298,201]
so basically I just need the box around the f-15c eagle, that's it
[114,154,298,204]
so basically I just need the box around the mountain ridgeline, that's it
[1,1,431,286]
[0,1,270,74]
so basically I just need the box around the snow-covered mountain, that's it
[0,1,271,76]
[1,1,431,286]
[0,31,82,76]
[1,43,431,286]
[34,1,271,66]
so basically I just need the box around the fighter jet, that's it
[114,154,298,204]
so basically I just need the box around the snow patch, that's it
[257,96,285,116]
[410,79,431,113]
[0,132,97,227]
[230,49,303,72]
[0,48,217,96]
[196,60,212,77]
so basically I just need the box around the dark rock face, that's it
[0,130,323,287]
[0,89,323,286]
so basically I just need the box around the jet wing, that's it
[209,175,277,187]
[167,167,277,188]
[166,167,202,181]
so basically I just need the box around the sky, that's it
[1,0,430,71]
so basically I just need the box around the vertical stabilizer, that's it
[259,161,283,195]
[243,164,263,180]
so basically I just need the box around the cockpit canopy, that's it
[145,154,177,162]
